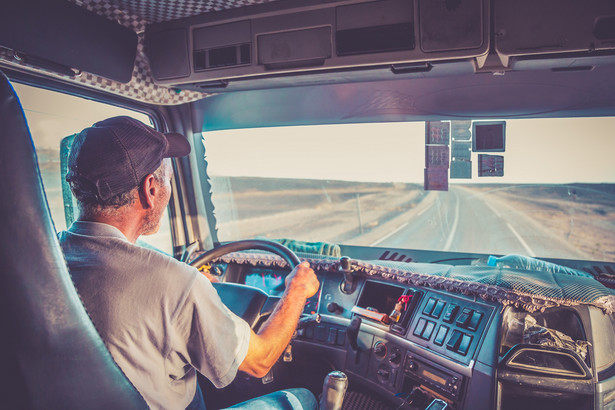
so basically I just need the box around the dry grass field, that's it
[211,177,427,243]
[463,184,615,262]
[212,177,615,262]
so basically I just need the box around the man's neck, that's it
[77,212,143,243]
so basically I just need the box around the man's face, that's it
[142,159,173,236]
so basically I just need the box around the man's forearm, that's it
[238,262,318,378]
[255,281,310,368]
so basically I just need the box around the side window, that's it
[14,83,173,254]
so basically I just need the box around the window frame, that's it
[7,68,186,257]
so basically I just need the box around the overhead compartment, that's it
[0,0,137,83]
[494,0,615,66]
[145,0,489,92]
[258,26,332,69]
[193,21,252,72]
[335,0,415,56]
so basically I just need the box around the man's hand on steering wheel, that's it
[188,239,321,378]
[285,261,319,299]
[189,239,317,331]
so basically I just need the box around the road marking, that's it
[506,223,536,257]
[371,222,409,246]
[443,195,460,251]
[417,206,429,217]
[484,200,502,218]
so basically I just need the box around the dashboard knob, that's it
[389,349,402,365]
[377,366,390,381]
[373,341,387,358]
[327,302,343,314]
[406,360,417,371]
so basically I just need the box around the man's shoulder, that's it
[127,241,199,282]
[59,224,199,285]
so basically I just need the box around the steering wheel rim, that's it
[189,239,301,329]
[189,239,301,269]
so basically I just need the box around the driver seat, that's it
[0,70,147,408]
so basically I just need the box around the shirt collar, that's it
[68,221,130,242]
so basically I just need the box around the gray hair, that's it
[71,162,167,219]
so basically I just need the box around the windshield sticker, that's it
[478,154,504,177]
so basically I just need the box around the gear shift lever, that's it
[319,371,348,410]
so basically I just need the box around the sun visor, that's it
[0,0,138,83]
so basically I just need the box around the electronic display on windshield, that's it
[472,121,506,152]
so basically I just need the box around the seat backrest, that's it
[0,70,147,409]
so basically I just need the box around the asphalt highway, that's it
[371,185,586,259]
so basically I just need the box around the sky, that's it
[13,82,615,185]
[203,118,615,184]
[13,83,151,149]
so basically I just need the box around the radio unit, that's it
[403,354,463,399]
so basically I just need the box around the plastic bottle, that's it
[487,254,593,278]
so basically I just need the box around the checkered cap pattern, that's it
[0,0,282,105]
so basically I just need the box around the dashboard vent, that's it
[584,264,615,289]
[379,250,413,263]
[591,265,615,275]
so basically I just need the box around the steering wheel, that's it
[190,240,301,328]
[190,239,301,269]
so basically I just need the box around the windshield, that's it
[201,118,615,262]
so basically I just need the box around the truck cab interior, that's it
[1,0,615,409]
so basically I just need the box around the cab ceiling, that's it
[1,0,615,118]
[0,0,284,105]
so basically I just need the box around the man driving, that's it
[58,116,320,409]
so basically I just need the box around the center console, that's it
[297,276,497,410]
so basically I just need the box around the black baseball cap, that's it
[66,116,191,201]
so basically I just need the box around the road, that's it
[369,185,587,259]
[214,181,591,260]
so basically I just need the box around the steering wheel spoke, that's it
[190,240,300,329]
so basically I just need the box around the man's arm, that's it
[238,261,319,378]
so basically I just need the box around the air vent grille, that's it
[194,43,251,71]
[583,264,615,289]
[337,23,415,56]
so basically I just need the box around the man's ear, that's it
[140,174,157,209]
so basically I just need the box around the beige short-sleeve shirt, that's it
[59,221,251,409]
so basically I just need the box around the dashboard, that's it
[292,271,498,409]
[220,255,613,410]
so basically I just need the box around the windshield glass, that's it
[201,118,615,262]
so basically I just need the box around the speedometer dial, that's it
[244,269,322,314]
[244,269,285,295]
[304,296,319,315]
